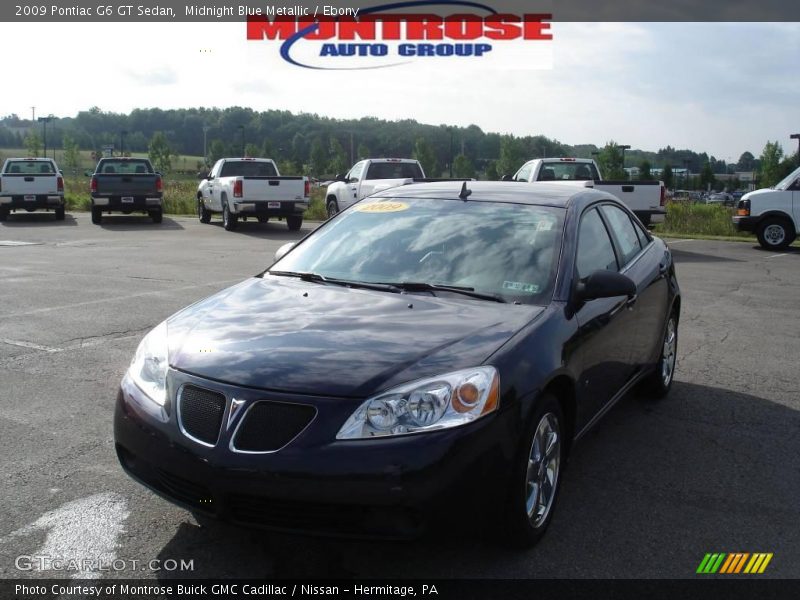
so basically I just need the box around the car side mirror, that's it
[274,242,295,262]
[502,174,513,181]
[335,173,347,182]
[575,270,636,302]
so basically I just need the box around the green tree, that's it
[62,134,81,174]
[597,141,625,180]
[148,132,173,173]
[662,164,673,189]
[736,151,755,171]
[638,159,652,180]
[278,159,299,175]
[452,154,476,178]
[309,137,328,177]
[327,138,349,175]
[699,161,715,190]
[496,135,525,177]
[485,160,499,181]
[758,141,783,187]
[208,139,226,163]
[357,142,370,160]
[412,137,438,177]
[25,131,41,157]
[244,143,260,158]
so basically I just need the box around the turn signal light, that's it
[155,176,163,193]
[304,179,311,197]
[233,179,243,198]
[90,176,97,193]
[57,176,64,193]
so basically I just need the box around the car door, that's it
[599,203,668,368]
[205,161,222,210]
[342,161,365,209]
[572,206,638,420]
[789,176,800,226]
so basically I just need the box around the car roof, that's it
[370,180,615,209]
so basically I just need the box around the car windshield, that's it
[270,197,564,305]
[5,160,55,174]
[774,166,800,190]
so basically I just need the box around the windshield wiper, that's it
[378,281,506,303]
[268,271,401,293]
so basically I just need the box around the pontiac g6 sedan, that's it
[114,181,680,546]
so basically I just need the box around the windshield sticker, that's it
[503,281,540,294]
[356,201,409,213]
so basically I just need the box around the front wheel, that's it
[756,218,794,250]
[197,197,211,223]
[326,199,339,219]
[222,199,238,231]
[91,206,102,224]
[639,311,678,398]
[0,208,8,222]
[503,393,564,548]
[287,215,303,231]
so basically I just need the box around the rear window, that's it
[98,160,153,175]
[5,160,56,175]
[220,161,278,177]
[537,162,599,181]
[365,162,424,180]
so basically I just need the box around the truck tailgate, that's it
[593,180,663,211]
[1,174,60,195]
[241,177,307,201]
[94,174,160,195]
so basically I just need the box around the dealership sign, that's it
[247,1,552,70]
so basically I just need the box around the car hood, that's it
[167,276,542,398]
[742,187,778,201]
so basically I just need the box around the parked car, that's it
[90,158,163,224]
[733,165,800,249]
[114,181,680,546]
[509,158,667,226]
[706,192,734,206]
[0,157,65,221]
[196,158,310,231]
[325,158,426,218]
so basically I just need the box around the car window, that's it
[514,163,533,182]
[220,161,277,177]
[538,161,599,181]
[98,160,153,175]
[364,162,424,180]
[600,204,643,266]
[347,161,365,182]
[630,215,651,247]
[5,160,56,174]
[576,208,618,279]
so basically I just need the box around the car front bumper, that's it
[113,370,513,539]
[732,215,758,232]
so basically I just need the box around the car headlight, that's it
[336,366,499,439]
[128,321,169,406]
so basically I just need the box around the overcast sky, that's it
[1,21,797,161]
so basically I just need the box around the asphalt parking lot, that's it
[0,212,798,580]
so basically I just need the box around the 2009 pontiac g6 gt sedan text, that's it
[114,181,680,546]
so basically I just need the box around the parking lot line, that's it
[765,253,788,259]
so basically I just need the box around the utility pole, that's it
[31,106,35,122]
[38,116,54,159]
[203,125,210,166]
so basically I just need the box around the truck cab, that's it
[733,166,800,250]
[325,159,425,217]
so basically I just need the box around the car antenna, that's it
[459,180,472,200]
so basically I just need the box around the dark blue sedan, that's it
[114,181,680,546]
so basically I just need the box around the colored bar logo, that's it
[697,553,773,574]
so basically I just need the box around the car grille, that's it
[178,385,226,446]
[232,401,316,452]
[154,467,214,511]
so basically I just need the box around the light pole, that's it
[37,116,54,158]
[791,133,800,167]
[619,144,631,177]
[119,130,127,157]
[683,159,691,189]
[448,127,454,177]
[203,125,210,166]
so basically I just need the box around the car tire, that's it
[55,206,65,221]
[638,311,678,399]
[258,216,269,223]
[326,199,339,219]
[0,207,8,222]
[222,197,238,231]
[756,217,794,250]
[287,215,303,231]
[197,197,211,224]
[91,206,102,225]
[502,393,564,548]
[150,209,163,224]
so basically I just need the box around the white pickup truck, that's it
[325,158,427,218]
[509,158,666,227]
[0,157,65,221]
[197,158,310,231]
[733,165,800,250]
